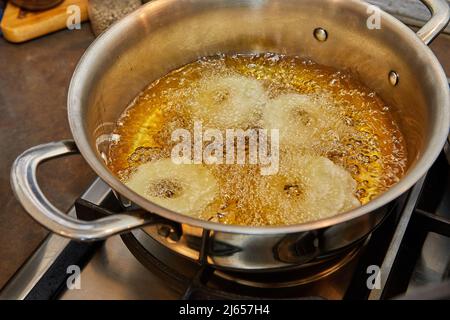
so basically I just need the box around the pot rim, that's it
[68,0,450,235]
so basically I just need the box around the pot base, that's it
[121,228,367,297]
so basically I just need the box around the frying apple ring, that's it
[260,154,360,224]
[187,74,268,128]
[125,159,219,216]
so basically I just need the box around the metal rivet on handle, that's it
[313,28,328,42]
[389,71,399,86]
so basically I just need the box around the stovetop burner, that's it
[71,177,404,300]
[120,228,363,298]
[1,153,449,300]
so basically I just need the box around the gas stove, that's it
[1,0,449,302]
[1,150,449,300]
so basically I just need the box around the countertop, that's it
[0,24,96,289]
[0,23,449,291]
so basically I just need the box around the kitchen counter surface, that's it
[0,25,96,289]
[0,23,449,291]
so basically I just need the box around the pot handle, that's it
[10,140,153,241]
[417,0,450,45]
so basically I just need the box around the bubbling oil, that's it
[107,53,408,226]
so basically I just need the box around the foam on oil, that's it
[107,54,408,226]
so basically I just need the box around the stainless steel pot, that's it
[11,0,450,271]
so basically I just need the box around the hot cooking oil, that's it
[106,53,408,226]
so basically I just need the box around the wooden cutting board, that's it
[1,0,89,43]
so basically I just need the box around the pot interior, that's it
[69,0,449,230]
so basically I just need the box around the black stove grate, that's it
[16,151,450,300]
[381,208,450,299]
[70,189,405,300]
